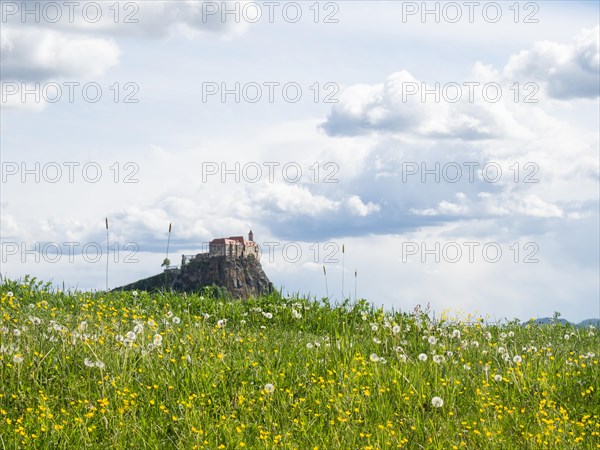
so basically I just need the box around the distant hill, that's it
[577,318,600,328]
[523,317,599,327]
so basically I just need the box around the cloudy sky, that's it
[1,0,598,322]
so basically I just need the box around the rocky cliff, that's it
[114,254,273,298]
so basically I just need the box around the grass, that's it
[0,276,599,449]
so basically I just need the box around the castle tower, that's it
[248,230,254,242]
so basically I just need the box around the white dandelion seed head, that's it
[494,374,503,382]
[371,324,378,331]
[428,336,437,345]
[29,316,42,325]
[463,364,471,371]
[264,383,275,393]
[431,396,444,408]
[7,291,14,298]
[513,355,522,363]
[373,337,381,344]
[132,291,138,297]
[84,358,95,368]
[392,325,401,334]
[12,354,24,364]
[172,317,181,325]
[418,353,428,362]
[95,360,105,369]
[369,353,380,362]
[306,342,314,349]
[126,331,137,341]
[433,355,445,364]
[452,329,461,338]
[153,334,163,346]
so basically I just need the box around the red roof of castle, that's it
[210,236,257,246]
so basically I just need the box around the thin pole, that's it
[354,269,357,301]
[105,218,109,291]
[323,265,329,299]
[341,244,345,299]
[166,223,172,262]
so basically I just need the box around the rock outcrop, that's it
[114,254,273,298]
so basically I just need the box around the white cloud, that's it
[410,193,469,217]
[503,26,599,99]
[0,210,19,238]
[0,1,250,95]
[2,1,251,38]
[256,183,340,217]
[321,27,599,139]
[0,27,120,80]
[478,193,564,218]
[345,195,380,217]
[321,69,520,140]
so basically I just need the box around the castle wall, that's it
[209,241,258,258]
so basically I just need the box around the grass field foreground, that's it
[1,277,599,449]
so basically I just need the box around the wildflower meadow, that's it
[0,277,598,449]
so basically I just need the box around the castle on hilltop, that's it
[181,230,259,267]
[208,230,259,258]
[119,230,272,297]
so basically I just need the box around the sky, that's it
[1,0,599,322]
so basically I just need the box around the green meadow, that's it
[0,277,598,449]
